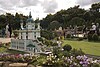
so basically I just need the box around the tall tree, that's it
[69,17,85,26]
[40,14,54,29]
[49,21,60,30]
[91,2,100,12]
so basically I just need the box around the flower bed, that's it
[0,53,100,67]
[33,54,100,67]
[0,54,36,63]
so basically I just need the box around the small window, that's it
[34,32,36,34]
[26,32,28,39]
[21,33,22,39]
[34,35,36,38]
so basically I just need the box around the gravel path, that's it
[0,38,13,43]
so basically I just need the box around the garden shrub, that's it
[63,51,71,57]
[87,34,93,41]
[66,34,71,38]
[60,36,64,40]
[71,48,85,56]
[63,44,72,52]
[52,42,58,46]
[43,40,53,46]
[92,33,99,42]
[53,47,63,58]
[77,37,83,41]
[87,33,99,42]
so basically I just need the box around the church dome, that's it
[27,18,34,23]
[27,11,34,23]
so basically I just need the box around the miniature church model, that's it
[10,12,43,53]
[19,12,40,40]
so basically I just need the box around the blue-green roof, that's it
[27,11,34,23]
[27,44,35,47]
[27,18,34,23]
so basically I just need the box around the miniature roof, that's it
[27,18,34,23]
[27,11,34,23]
[27,44,35,47]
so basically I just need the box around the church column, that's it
[36,31,40,38]
[32,23,35,30]
[24,40,27,50]
[32,32,35,40]
[37,23,40,30]
[19,32,21,39]
[20,22,24,30]
[22,32,26,39]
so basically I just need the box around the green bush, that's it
[37,37,43,42]
[87,33,99,42]
[77,37,83,41]
[63,51,71,57]
[66,34,71,38]
[87,34,93,41]
[63,44,72,52]
[44,40,53,46]
[53,47,63,58]
[52,42,58,46]
[71,48,85,56]
[92,33,99,42]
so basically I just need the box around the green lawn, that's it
[0,46,28,54]
[62,40,100,56]
[0,47,7,53]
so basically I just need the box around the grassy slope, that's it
[62,40,100,56]
[0,47,7,53]
[0,47,27,54]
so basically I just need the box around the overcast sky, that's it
[0,0,100,19]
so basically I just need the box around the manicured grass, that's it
[0,47,7,52]
[0,46,27,54]
[62,40,100,56]
[6,49,28,54]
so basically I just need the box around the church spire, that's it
[29,11,32,18]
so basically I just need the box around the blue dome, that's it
[27,11,34,23]
[27,18,34,23]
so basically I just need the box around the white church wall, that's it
[28,24,32,30]
[36,32,40,38]
[19,33,21,39]
[22,32,26,39]
[10,12,42,53]
[11,39,26,51]
[32,24,35,30]
[28,32,33,39]
[11,38,42,53]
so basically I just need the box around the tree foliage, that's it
[0,2,100,33]
[0,12,28,29]
[40,3,100,30]
[41,30,56,40]
[63,44,72,52]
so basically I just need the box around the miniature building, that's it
[10,12,43,53]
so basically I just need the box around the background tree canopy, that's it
[0,2,100,30]
[40,3,100,30]
[0,13,28,29]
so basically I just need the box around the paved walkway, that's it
[9,63,28,67]
[0,38,14,43]
[0,61,28,67]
